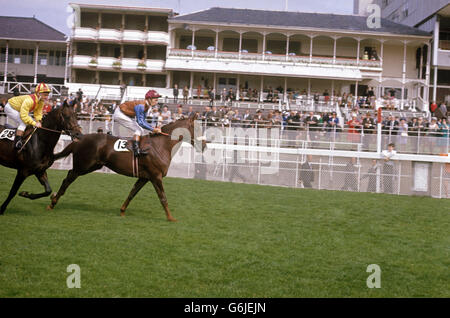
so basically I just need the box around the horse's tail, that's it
[53,142,75,160]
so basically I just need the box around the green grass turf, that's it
[0,166,448,297]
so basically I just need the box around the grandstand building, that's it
[374,0,450,105]
[0,16,68,95]
[66,4,432,112]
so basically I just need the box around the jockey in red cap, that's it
[113,89,162,156]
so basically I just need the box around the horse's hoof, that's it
[120,211,125,217]
[46,205,53,211]
[168,218,177,222]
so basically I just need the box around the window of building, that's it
[0,47,6,63]
[38,51,48,65]
[28,49,35,64]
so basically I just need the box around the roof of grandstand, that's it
[0,16,66,42]
[170,7,431,37]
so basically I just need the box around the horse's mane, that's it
[152,117,191,137]
[41,105,62,128]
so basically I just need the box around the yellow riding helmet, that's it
[35,83,51,94]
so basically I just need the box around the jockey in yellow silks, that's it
[4,83,51,149]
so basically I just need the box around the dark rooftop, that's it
[170,7,431,37]
[0,16,66,41]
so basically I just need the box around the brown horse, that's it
[0,100,82,214]
[47,115,206,221]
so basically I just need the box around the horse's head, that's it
[161,113,206,152]
[57,99,83,141]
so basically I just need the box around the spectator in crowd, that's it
[383,115,399,135]
[438,102,448,119]
[341,157,358,191]
[428,117,440,137]
[149,107,160,127]
[305,111,318,131]
[181,86,189,104]
[287,110,301,130]
[197,85,202,99]
[173,84,179,104]
[347,114,361,143]
[186,106,195,118]
[175,105,184,120]
[382,143,396,194]
[438,118,449,148]
[397,118,409,150]
[76,88,83,103]
[430,100,438,115]
[327,112,340,131]
[161,106,172,126]
[97,128,104,134]
[361,159,380,192]
[243,109,253,128]
[208,87,215,107]
[362,112,375,134]
[252,109,265,127]
[323,89,330,102]
[299,156,314,188]
[227,88,235,106]
[232,109,242,125]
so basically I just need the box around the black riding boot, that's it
[14,135,23,150]
[132,140,147,156]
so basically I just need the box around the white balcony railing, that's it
[71,55,165,72]
[147,31,170,44]
[72,27,98,40]
[72,27,169,44]
[168,48,382,69]
[122,30,146,43]
[98,28,122,41]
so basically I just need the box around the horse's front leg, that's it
[18,171,52,200]
[1,170,28,214]
[151,176,176,222]
[120,178,148,217]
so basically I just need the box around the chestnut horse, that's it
[47,115,206,221]
[0,100,82,214]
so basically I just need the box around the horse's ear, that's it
[189,113,198,121]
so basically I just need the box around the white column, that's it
[213,72,216,96]
[191,28,196,58]
[331,79,334,100]
[425,43,431,105]
[333,36,337,64]
[34,42,39,84]
[284,77,288,102]
[380,40,384,68]
[419,44,424,80]
[355,81,358,102]
[189,71,194,97]
[433,66,438,102]
[260,75,264,102]
[433,15,440,67]
[309,36,313,63]
[236,74,240,101]
[401,41,407,109]
[262,33,266,61]
[238,31,243,60]
[64,40,70,85]
[215,29,219,58]
[3,40,8,82]
[165,70,171,88]
[307,78,311,96]
[356,38,360,65]
[285,34,290,61]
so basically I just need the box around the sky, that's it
[0,0,354,35]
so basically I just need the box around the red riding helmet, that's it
[145,90,161,99]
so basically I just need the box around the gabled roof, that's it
[0,16,66,42]
[170,7,431,37]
